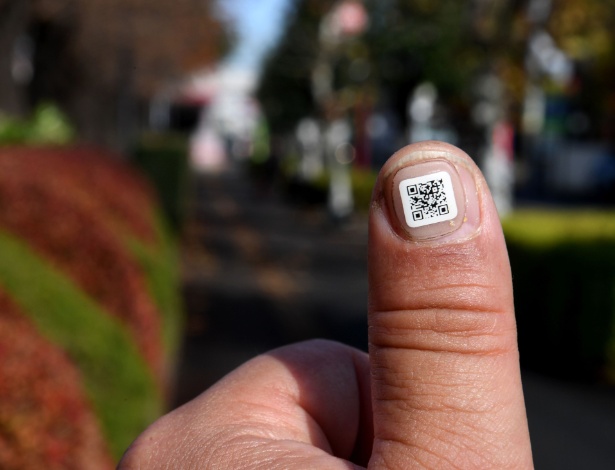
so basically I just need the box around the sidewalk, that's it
[176,166,368,405]
[175,164,615,469]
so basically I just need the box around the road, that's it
[175,165,615,469]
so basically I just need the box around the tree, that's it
[0,0,31,116]
[258,0,528,143]
[366,0,530,135]
[547,0,615,141]
[0,0,231,149]
[257,0,329,134]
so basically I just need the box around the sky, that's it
[217,0,294,72]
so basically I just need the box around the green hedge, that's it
[294,166,378,211]
[127,212,183,356]
[132,133,189,232]
[0,103,74,145]
[503,209,615,383]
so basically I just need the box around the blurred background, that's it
[1,0,615,468]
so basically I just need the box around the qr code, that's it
[399,171,458,228]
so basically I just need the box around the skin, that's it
[118,141,534,469]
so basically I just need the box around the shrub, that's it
[0,289,114,470]
[0,146,183,463]
[132,133,189,232]
[0,147,164,376]
[503,209,615,383]
[287,166,378,211]
[0,103,74,146]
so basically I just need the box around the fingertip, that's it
[372,140,489,245]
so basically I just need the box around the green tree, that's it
[258,0,528,140]
[367,0,529,128]
[548,0,615,141]
[257,0,328,134]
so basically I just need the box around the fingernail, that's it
[385,147,481,242]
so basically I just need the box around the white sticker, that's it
[399,171,458,228]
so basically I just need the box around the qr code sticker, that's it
[399,171,458,228]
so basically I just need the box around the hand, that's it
[119,141,533,469]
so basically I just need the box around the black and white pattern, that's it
[399,171,458,228]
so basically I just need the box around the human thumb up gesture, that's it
[119,141,533,469]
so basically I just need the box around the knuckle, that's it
[369,307,518,357]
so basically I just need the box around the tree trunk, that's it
[0,0,30,116]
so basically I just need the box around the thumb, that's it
[368,141,532,469]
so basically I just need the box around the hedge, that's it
[0,146,183,465]
[503,209,615,383]
[132,133,189,232]
[0,289,113,469]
